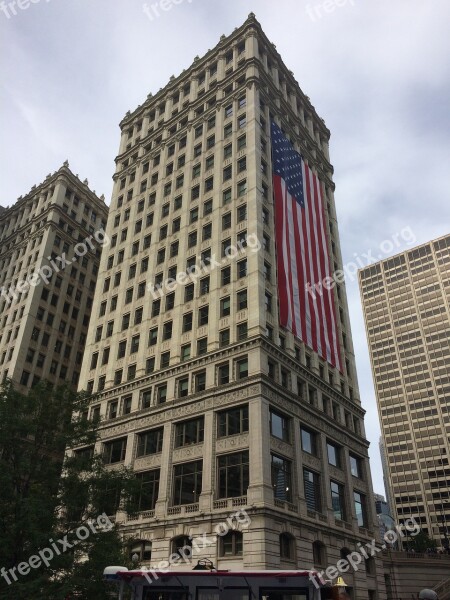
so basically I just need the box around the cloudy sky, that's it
[1,0,450,495]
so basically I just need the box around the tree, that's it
[0,379,139,599]
[407,531,438,553]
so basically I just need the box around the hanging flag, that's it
[271,121,341,371]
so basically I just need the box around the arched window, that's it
[280,533,295,560]
[313,541,326,567]
[340,547,351,560]
[220,531,243,556]
[171,535,192,558]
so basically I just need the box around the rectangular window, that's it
[331,481,346,521]
[271,454,292,502]
[103,437,127,464]
[175,417,204,447]
[136,428,163,457]
[133,470,160,512]
[217,405,248,437]
[218,451,249,498]
[304,469,321,513]
[354,491,367,527]
[172,460,203,505]
[327,442,341,468]
[350,455,363,478]
[270,409,290,442]
[301,427,317,455]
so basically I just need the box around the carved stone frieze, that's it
[172,444,205,461]
[134,454,162,470]
[216,433,249,451]
[270,437,294,458]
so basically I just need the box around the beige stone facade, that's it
[359,234,450,546]
[0,163,108,389]
[73,14,385,599]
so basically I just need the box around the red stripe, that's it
[311,171,333,365]
[305,164,326,358]
[302,164,319,354]
[274,175,289,328]
[292,199,307,342]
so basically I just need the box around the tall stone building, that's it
[360,233,450,547]
[0,163,108,389]
[74,14,384,597]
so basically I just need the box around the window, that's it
[197,337,208,355]
[237,179,247,197]
[237,204,247,222]
[194,370,206,392]
[200,276,210,295]
[217,405,248,437]
[331,481,346,520]
[218,451,249,498]
[161,351,170,368]
[136,428,163,456]
[177,377,189,398]
[236,357,248,379]
[327,442,341,467]
[185,283,194,302]
[223,165,232,182]
[145,358,155,375]
[271,454,292,502]
[163,321,172,340]
[350,455,362,478]
[219,531,243,557]
[236,290,247,311]
[222,212,232,230]
[181,313,192,333]
[301,427,317,455]
[156,384,167,403]
[237,258,247,279]
[198,306,209,326]
[221,266,231,286]
[148,327,158,346]
[354,491,367,527]
[218,362,230,385]
[237,322,247,341]
[122,395,132,415]
[103,437,127,464]
[313,541,326,567]
[223,188,232,205]
[172,461,202,505]
[220,296,231,317]
[270,410,290,442]
[279,533,295,560]
[203,198,213,215]
[219,329,230,347]
[175,417,204,447]
[132,470,160,512]
[303,469,321,512]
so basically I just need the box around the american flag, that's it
[271,121,341,371]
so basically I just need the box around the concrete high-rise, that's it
[360,234,450,547]
[72,14,384,596]
[0,163,108,389]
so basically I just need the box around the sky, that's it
[1,0,450,497]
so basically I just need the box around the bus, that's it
[103,563,330,600]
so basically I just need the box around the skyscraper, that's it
[0,163,108,389]
[360,233,450,546]
[73,13,384,595]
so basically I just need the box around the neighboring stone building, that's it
[0,163,108,389]
[72,14,385,599]
[359,234,450,547]
[382,551,450,600]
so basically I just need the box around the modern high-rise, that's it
[360,233,450,546]
[73,14,384,596]
[0,163,108,389]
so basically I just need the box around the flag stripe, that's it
[271,122,342,372]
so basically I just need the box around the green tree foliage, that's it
[407,531,438,553]
[0,379,139,599]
